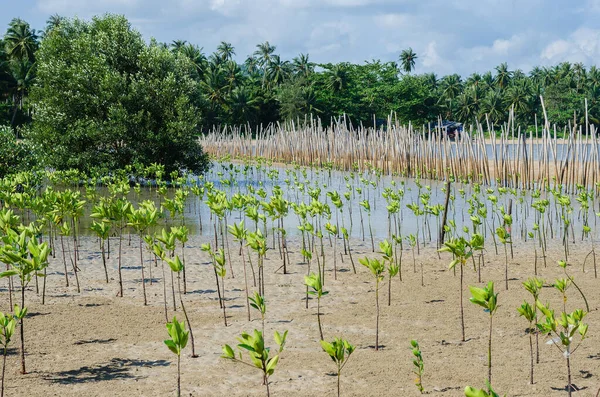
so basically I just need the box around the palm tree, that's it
[529,66,544,87]
[217,41,235,62]
[494,62,512,90]
[201,64,228,109]
[229,85,258,125]
[7,58,36,128]
[438,74,463,118]
[505,82,531,120]
[4,18,39,63]
[244,56,260,76]
[482,71,494,90]
[266,55,290,88]
[180,44,207,80]
[482,89,506,124]
[326,63,349,93]
[465,72,482,89]
[224,60,244,92]
[588,66,600,91]
[44,14,64,36]
[170,40,188,53]
[292,53,314,80]
[456,91,479,123]
[399,48,417,74]
[422,72,438,90]
[254,41,276,69]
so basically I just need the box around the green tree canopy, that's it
[30,14,209,175]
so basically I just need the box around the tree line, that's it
[1,14,599,176]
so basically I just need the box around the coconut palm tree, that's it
[254,41,276,69]
[326,63,349,93]
[505,81,531,120]
[170,40,187,52]
[224,60,244,92]
[229,85,258,125]
[43,14,64,37]
[180,44,207,80]
[494,62,512,90]
[267,55,290,87]
[292,53,314,80]
[217,41,235,62]
[4,18,38,63]
[482,89,506,124]
[399,47,417,74]
[588,66,600,90]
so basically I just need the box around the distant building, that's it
[428,120,463,139]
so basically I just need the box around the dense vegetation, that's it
[1,13,600,176]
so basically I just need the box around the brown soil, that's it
[3,235,600,396]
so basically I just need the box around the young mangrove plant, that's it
[523,278,543,364]
[469,281,499,387]
[536,301,588,397]
[249,292,267,332]
[305,272,328,340]
[359,257,385,350]
[228,221,251,321]
[90,220,111,283]
[439,234,483,342]
[410,339,424,394]
[464,384,504,397]
[164,316,189,397]
[222,329,288,397]
[0,229,49,374]
[380,240,398,305]
[517,301,536,384]
[495,227,511,290]
[0,311,16,397]
[165,256,197,358]
[320,337,355,397]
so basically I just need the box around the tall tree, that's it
[399,47,417,74]
[31,14,209,175]
[4,18,38,63]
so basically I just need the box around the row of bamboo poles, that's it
[200,104,600,192]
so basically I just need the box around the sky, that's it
[2,0,600,77]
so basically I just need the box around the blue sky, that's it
[2,0,600,76]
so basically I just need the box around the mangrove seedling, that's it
[321,337,355,397]
[464,383,504,397]
[0,229,48,374]
[0,311,16,397]
[410,339,424,394]
[164,316,189,397]
[469,281,498,387]
[249,292,267,332]
[165,256,197,358]
[359,257,385,350]
[495,227,511,290]
[517,301,536,384]
[536,301,588,397]
[523,278,544,364]
[222,329,288,397]
[305,272,328,340]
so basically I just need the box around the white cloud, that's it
[541,28,600,64]
[0,0,590,77]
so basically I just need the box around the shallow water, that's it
[67,162,600,250]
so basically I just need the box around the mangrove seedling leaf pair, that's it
[164,316,189,397]
[321,337,355,397]
[222,329,288,397]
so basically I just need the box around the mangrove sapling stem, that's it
[161,258,169,322]
[60,235,69,287]
[101,239,108,283]
[177,273,197,357]
[139,236,147,305]
[118,227,123,297]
